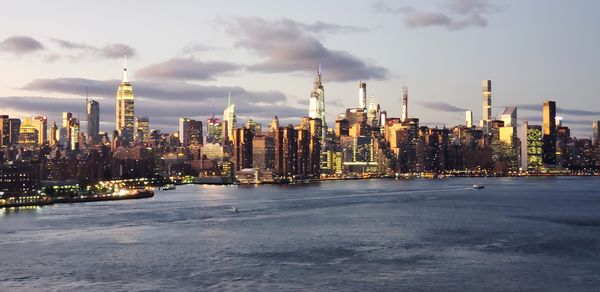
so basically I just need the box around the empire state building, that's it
[116,58,135,145]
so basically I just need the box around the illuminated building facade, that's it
[223,92,237,143]
[116,59,135,146]
[481,80,492,134]
[542,100,557,165]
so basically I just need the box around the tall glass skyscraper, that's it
[308,65,326,141]
[116,59,135,146]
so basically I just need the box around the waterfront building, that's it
[281,125,298,178]
[115,59,135,146]
[233,127,254,171]
[519,122,543,171]
[542,100,557,165]
[87,100,100,144]
[252,135,275,170]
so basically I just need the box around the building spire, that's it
[228,91,231,107]
[122,55,129,83]
[211,97,215,120]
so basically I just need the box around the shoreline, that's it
[0,189,154,209]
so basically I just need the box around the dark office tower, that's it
[233,127,254,171]
[296,127,310,179]
[87,100,100,144]
[308,118,322,179]
[273,126,284,177]
[9,118,21,146]
[335,118,350,137]
[542,100,557,164]
[0,115,9,147]
[282,125,298,178]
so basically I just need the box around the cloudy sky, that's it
[1,0,599,137]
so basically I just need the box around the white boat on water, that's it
[162,184,176,191]
[472,184,485,189]
[228,206,239,213]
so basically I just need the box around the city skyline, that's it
[1,0,599,137]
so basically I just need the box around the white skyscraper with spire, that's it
[308,65,326,140]
[116,57,135,145]
[223,91,237,142]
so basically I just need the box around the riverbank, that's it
[0,188,154,209]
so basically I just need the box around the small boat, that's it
[162,184,176,191]
[228,206,239,213]
[472,184,485,189]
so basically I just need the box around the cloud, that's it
[516,104,600,116]
[0,36,44,55]
[180,43,219,54]
[373,0,496,30]
[224,17,389,82]
[18,77,308,130]
[137,58,242,81]
[418,101,465,112]
[51,38,136,59]
[100,43,136,59]
[299,21,368,34]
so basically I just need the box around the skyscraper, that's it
[466,111,473,128]
[481,80,492,134]
[179,118,203,147]
[308,65,327,141]
[542,100,557,165]
[135,117,150,143]
[49,121,57,147]
[0,115,10,147]
[593,121,600,145]
[87,100,100,144]
[358,81,367,109]
[18,117,38,148]
[223,92,237,143]
[116,58,135,146]
[402,85,408,123]
[31,116,47,146]
[8,118,21,146]
[207,97,222,144]
[366,95,380,127]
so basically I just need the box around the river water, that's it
[1,177,599,291]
